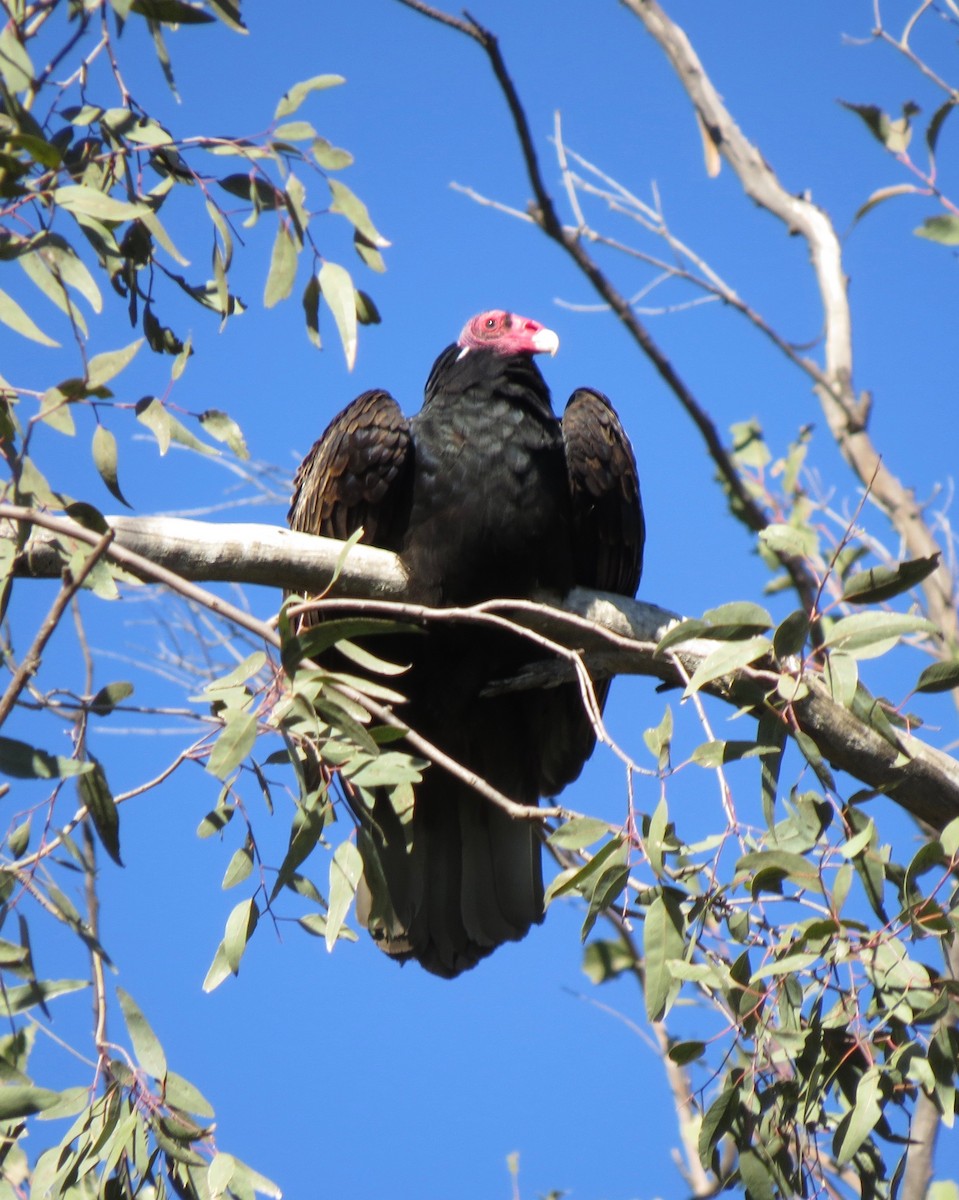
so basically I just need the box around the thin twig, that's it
[0,528,114,729]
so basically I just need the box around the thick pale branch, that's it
[6,507,959,831]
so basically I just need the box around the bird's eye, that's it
[485,317,497,330]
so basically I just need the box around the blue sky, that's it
[6,2,959,1197]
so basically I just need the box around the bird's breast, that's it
[405,399,573,605]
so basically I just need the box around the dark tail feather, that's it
[354,774,544,979]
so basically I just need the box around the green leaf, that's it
[202,940,233,993]
[0,25,35,92]
[273,120,316,143]
[0,285,59,346]
[643,705,672,772]
[824,651,858,707]
[38,387,75,435]
[328,178,390,248]
[130,0,215,24]
[739,1150,776,1200]
[117,986,167,1079]
[698,1080,739,1162]
[89,680,134,716]
[222,847,253,890]
[544,835,625,905]
[274,74,345,120]
[0,978,87,1017]
[690,739,779,768]
[822,610,938,658]
[834,1067,882,1164]
[915,215,959,245]
[546,816,612,850]
[53,184,148,222]
[86,340,143,389]
[78,756,122,866]
[667,1040,705,1065]
[683,635,771,695]
[758,522,818,558]
[773,609,809,658]
[209,1153,236,1196]
[701,600,772,633]
[326,841,362,951]
[915,660,959,695]
[92,424,131,507]
[263,223,298,308]
[205,710,257,780]
[311,137,353,170]
[0,736,92,780]
[164,1071,215,1118]
[302,273,321,348]
[199,409,249,459]
[197,804,235,837]
[223,897,258,974]
[136,396,217,456]
[737,848,823,895]
[581,938,635,984]
[643,891,685,1021]
[318,261,358,370]
[841,555,940,604]
[0,1085,61,1120]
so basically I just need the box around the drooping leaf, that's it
[77,756,122,866]
[199,409,249,459]
[92,424,131,507]
[205,710,257,780]
[263,223,298,308]
[773,609,809,658]
[0,285,59,346]
[834,1067,882,1165]
[223,897,258,974]
[117,986,167,1079]
[302,273,321,348]
[222,847,253,890]
[0,24,35,92]
[326,841,362,951]
[328,178,390,248]
[318,260,358,369]
[644,891,686,1021]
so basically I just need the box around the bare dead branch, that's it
[618,0,957,648]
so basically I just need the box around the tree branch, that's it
[619,0,957,647]
[5,506,959,831]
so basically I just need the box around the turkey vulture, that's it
[288,310,644,977]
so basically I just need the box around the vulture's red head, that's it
[457,310,560,358]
